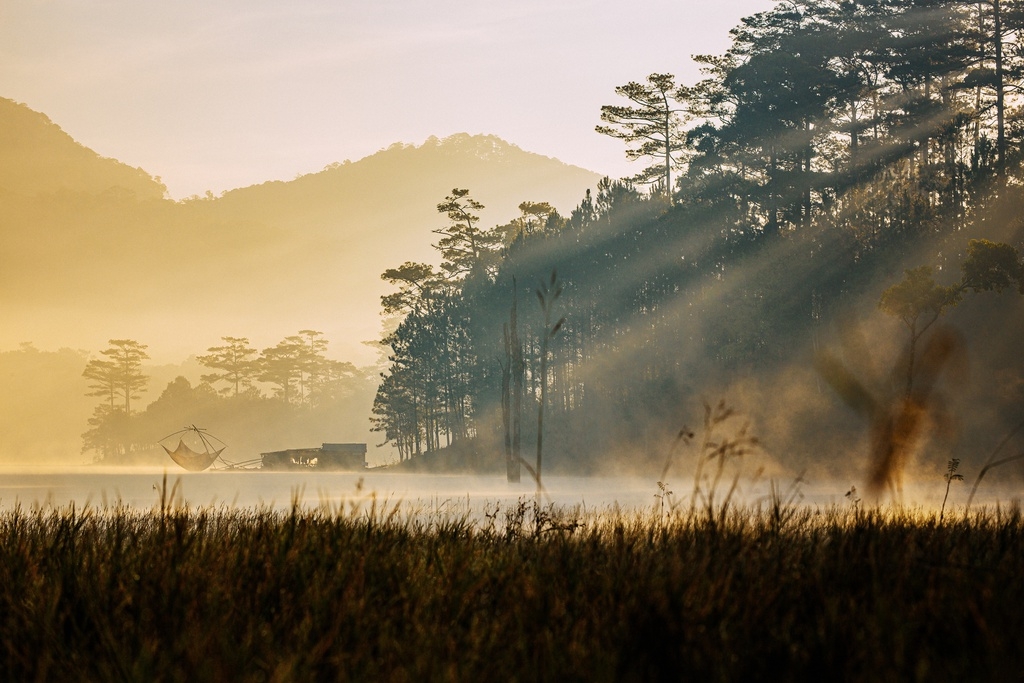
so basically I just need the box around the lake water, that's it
[0,466,1018,516]
[0,468,660,513]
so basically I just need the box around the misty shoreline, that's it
[1,468,1018,517]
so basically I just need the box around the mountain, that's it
[0,99,602,365]
[0,97,166,199]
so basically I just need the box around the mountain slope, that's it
[0,101,602,365]
[0,97,166,199]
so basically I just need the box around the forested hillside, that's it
[0,101,599,366]
[371,0,1024,488]
[0,101,598,466]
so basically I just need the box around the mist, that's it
[0,104,599,367]
[8,4,1024,681]
[3,1,1024,523]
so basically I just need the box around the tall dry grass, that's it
[1,492,1022,681]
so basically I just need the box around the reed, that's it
[1,498,1022,681]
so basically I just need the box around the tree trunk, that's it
[994,0,1006,180]
[502,322,518,483]
[511,281,524,482]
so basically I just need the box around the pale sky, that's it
[0,0,776,199]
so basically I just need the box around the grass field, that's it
[2,488,1023,682]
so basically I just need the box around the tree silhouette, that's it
[197,336,259,397]
[82,358,118,410]
[597,73,689,194]
[433,188,498,279]
[97,339,149,414]
[534,270,565,501]
[259,331,332,405]
[80,339,149,462]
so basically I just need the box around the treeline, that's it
[80,333,374,463]
[372,0,1024,475]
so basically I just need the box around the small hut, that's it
[260,443,367,471]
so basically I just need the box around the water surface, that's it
[1,466,1016,515]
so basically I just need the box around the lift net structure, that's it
[160,425,227,472]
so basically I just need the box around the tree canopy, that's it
[371,0,1024,479]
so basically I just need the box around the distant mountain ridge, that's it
[0,98,602,365]
[0,97,167,199]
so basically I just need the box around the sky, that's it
[0,0,776,199]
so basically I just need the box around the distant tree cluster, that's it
[81,333,369,463]
[197,332,360,407]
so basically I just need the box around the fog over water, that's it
[1,467,1019,517]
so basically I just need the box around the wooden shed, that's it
[261,443,367,471]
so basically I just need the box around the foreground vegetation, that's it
[2,493,1023,682]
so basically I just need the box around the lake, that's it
[0,466,1016,516]
[0,468,660,513]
